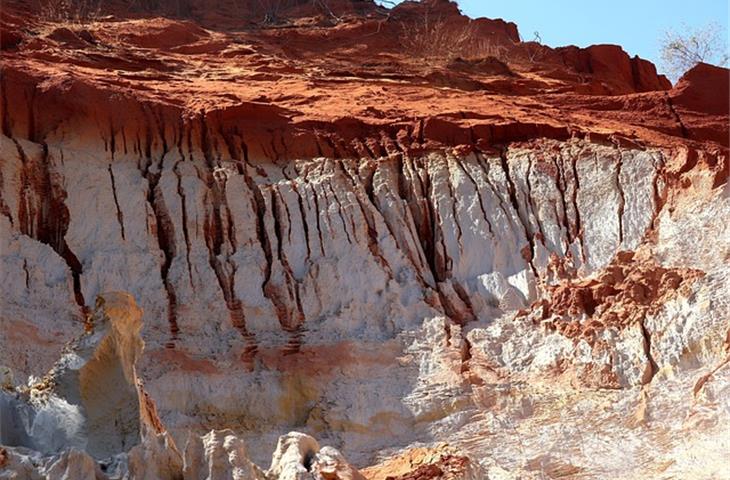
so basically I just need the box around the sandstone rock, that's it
[0,1,728,478]
[361,445,486,480]
[0,292,183,477]
[183,430,265,480]
[0,292,150,457]
[267,432,364,480]
[0,446,104,480]
[0,292,365,479]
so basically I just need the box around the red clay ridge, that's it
[0,0,727,162]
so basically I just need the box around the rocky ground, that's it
[0,0,728,478]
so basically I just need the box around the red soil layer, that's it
[0,0,727,163]
[536,250,704,343]
[384,455,472,480]
[362,445,474,480]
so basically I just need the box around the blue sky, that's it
[378,0,729,76]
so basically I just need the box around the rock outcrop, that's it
[362,445,486,480]
[0,292,362,479]
[1,292,150,457]
[1,0,728,478]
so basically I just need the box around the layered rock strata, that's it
[1,0,729,478]
[0,292,362,479]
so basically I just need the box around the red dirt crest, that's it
[0,0,727,160]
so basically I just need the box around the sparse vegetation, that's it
[253,0,341,25]
[400,12,507,62]
[660,22,729,80]
[40,0,102,23]
[254,0,296,24]
[522,31,545,64]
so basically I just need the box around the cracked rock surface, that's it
[1,0,729,478]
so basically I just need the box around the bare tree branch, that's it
[661,22,729,81]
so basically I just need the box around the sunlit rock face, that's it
[1,0,729,478]
[0,293,145,457]
[3,133,728,477]
[0,293,361,479]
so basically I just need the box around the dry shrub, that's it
[520,31,546,64]
[400,13,507,62]
[661,22,728,81]
[254,0,296,24]
[40,0,102,23]
[252,0,340,25]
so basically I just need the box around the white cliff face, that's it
[1,130,728,478]
[266,432,364,480]
[0,292,145,459]
[0,292,362,480]
[183,429,265,480]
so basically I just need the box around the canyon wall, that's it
[1,0,729,478]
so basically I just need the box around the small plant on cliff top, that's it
[660,22,729,81]
[401,12,507,62]
[40,0,102,24]
[254,0,341,25]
